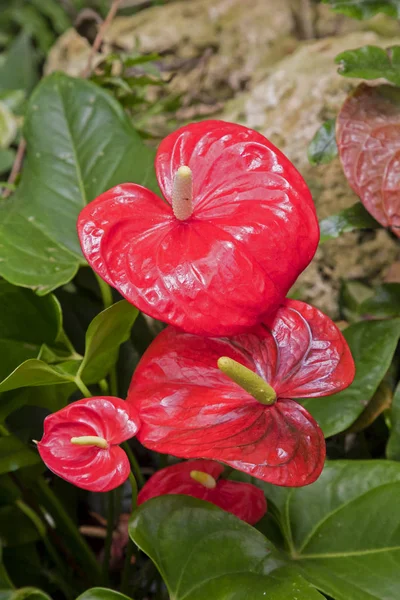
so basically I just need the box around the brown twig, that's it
[81,0,122,78]
[2,137,26,198]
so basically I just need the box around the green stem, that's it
[36,477,101,582]
[95,273,113,309]
[16,499,73,599]
[123,442,145,488]
[74,376,92,398]
[120,541,135,595]
[128,472,138,508]
[95,274,119,398]
[217,357,277,405]
[102,490,116,585]
[120,472,138,594]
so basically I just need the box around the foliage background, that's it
[0,1,399,600]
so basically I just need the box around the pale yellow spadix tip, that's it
[70,435,108,449]
[172,165,194,221]
[190,470,217,489]
[176,165,192,178]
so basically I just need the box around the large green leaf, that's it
[0,282,64,387]
[0,589,51,600]
[0,436,39,475]
[129,496,324,600]
[260,460,400,600]
[0,72,158,294]
[76,589,132,600]
[336,45,400,86]
[0,359,79,394]
[0,383,74,420]
[0,33,38,94]
[302,318,400,437]
[78,301,139,385]
[387,382,400,461]
[308,119,338,166]
[322,0,400,19]
[319,202,380,243]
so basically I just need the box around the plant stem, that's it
[81,0,122,78]
[123,442,145,488]
[74,376,92,398]
[36,477,101,582]
[102,490,116,585]
[95,273,114,309]
[120,472,138,594]
[16,499,73,599]
[2,137,26,199]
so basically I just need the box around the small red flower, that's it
[77,120,319,336]
[37,397,140,492]
[128,300,355,487]
[137,459,267,525]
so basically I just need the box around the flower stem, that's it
[74,376,92,398]
[123,442,145,488]
[36,477,101,582]
[95,273,114,309]
[102,490,116,585]
[217,356,277,405]
[120,472,138,593]
[16,499,73,600]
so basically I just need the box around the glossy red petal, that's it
[37,397,140,492]
[128,301,354,486]
[337,84,400,237]
[137,459,266,524]
[266,299,356,398]
[156,120,319,293]
[78,121,319,336]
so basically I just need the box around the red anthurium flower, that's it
[128,300,355,487]
[77,120,319,336]
[37,397,140,492]
[137,459,267,525]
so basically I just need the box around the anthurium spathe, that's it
[37,397,140,492]
[137,459,267,525]
[128,300,355,487]
[77,120,319,336]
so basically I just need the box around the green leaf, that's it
[0,281,66,390]
[0,149,15,175]
[308,119,338,166]
[129,495,324,599]
[336,45,400,86]
[78,301,139,385]
[322,0,400,19]
[0,589,51,600]
[0,543,13,590]
[0,33,38,94]
[302,318,400,436]
[359,283,400,318]
[0,72,158,294]
[387,382,400,460]
[30,0,71,34]
[76,589,132,600]
[0,436,39,475]
[260,460,400,600]
[0,359,78,394]
[319,202,380,243]
[0,383,74,420]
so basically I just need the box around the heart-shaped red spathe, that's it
[337,84,400,237]
[138,459,266,525]
[77,120,319,336]
[128,300,355,487]
[37,397,140,492]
